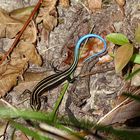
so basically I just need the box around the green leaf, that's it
[115,43,133,73]
[106,33,129,45]
[135,24,140,43]
[0,108,51,123]
[57,124,85,140]
[125,68,140,80]
[11,121,51,140]
[59,118,140,140]
[131,53,140,64]
[122,93,140,102]
[50,82,69,122]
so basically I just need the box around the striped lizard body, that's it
[28,34,107,110]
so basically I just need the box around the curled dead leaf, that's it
[88,0,102,12]
[116,0,126,6]
[0,8,37,43]
[0,0,58,97]
[0,40,42,97]
[43,10,57,31]
[115,43,133,73]
[36,0,58,31]
[0,8,23,38]
[0,43,41,97]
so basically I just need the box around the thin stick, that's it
[0,0,43,65]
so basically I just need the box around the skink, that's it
[28,34,107,110]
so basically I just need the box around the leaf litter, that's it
[0,0,58,97]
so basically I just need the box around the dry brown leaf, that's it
[11,41,42,66]
[6,59,28,75]
[59,0,70,8]
[10,7,37,43]
[36,0,57,31]
[0,74,18,97]
[114,43,133,73]
[0,0,58,97]
[98,101,140,125]
[0,58,28,97]
[0,40,42,97]
[10,6,34,22]
[97,96,140,125]
[21,71,48,82]
[116,0,126,6]
[131,64,140,86]
[0,8,23,38]
[0,119,8,138]
[0,8,37,43]
[0,64,7,75]
[88,0,102,12]
[22,21,37,43]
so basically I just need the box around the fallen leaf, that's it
[0,40,42,97]
[0,8,37,43]
[0,58,28,97]
[131,64,140,86]
[11,41,42,66]
[59,0,70,8]
[36,0,58,31]
[135,23,140,44]
[0,8,23,38]
[10,6,34,22]
[10,7,37,43]
[114,43,133,73]
[106,33,129,45]
[131,53,140,64]
[98,98,140,125]
[97,89,140,125]
[115,0,126,6]
[0,0,59,97]
[88,0,102,12]
[21,21,37,43]
[0,120,8,138]
[0,74,19,97]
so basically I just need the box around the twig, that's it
[0,0,43,65]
